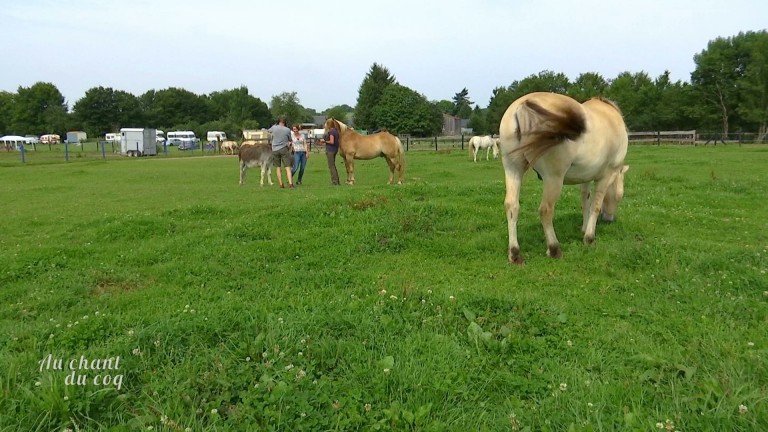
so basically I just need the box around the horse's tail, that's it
[512,98,586,165]
[396,136,406,182]
[468,137,474,159]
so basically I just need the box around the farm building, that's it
[442,114,469,136]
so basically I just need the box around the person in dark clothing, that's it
[324,125,340,185]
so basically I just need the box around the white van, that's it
[206,131,226,143]
[156,130,165,144]
[167,131,198,150]
[106,133,121,143]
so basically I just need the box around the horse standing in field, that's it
[468,135,499,162]
[220,140,239,155]
[323,118,406,185]
[499,92,629,264]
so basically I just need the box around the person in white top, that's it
[290,124,309,185]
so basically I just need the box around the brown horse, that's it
[499,92,629,264]
[323,118,405,185]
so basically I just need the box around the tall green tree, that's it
[114,90,144,128]
[0,91,14,134]
[354,63,396,131]
[735,31,768,140]
[652,71,698,131]
[485,71,572,134]
[468,105,488,135]
[11,82,68,136]
[208,86,271,128]
[73,87,142,136]
[325,105,353,124]
[269,91,311,126]
[485,86,516,134]
[138,87,211,130]
[690,33,758,136]
[606,71,658,131]
[451,87,473,118]
[73,87,119,137]
[433,100,454,114]
[372,84,442,136]
[512,70,571,96]
[568,72,609,102]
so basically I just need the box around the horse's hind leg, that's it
[503,156,526,264]
[385,157,396,184]
[539,176,565,258]
[344,155,355,185]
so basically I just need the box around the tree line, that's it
[0,31,765,141]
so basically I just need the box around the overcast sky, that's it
[1,0,766,111]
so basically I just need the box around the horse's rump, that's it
[511,97,587,165]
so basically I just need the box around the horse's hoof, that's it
[509,247,525,265]
[584,235,595,245]
[509,256,525,266]
[547,244,562,258]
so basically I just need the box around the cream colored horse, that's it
[220,140,239,155]
[468,135,499,162]
[499,92,629,264]
[323,118,406,185]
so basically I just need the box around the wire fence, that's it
[2,132,766,166]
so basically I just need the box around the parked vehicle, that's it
[120,128,157,156]
[41,134,61,144]
[206,131,226,143]
[167,131,198,150]
[106,133,121,144]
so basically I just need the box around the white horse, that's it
[468,136,499,162]
[499,92,629,264]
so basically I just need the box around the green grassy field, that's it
[0,145,766,431]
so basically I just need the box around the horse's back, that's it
[576,98,628,169]
[345,130,401,159]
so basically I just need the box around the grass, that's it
[0,145,766,431]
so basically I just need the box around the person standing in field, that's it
[268,116,294,189]
[324,123,340,186]
[290,124,308,185]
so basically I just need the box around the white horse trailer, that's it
[120,128,157,156]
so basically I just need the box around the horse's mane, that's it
[327,118,348,132]
[329,118,360,135]
[590,96,623,116]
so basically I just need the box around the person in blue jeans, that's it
[290,125,308,185]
